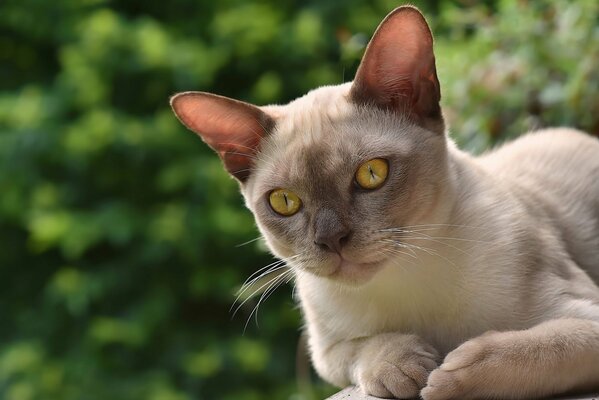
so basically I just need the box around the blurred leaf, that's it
[88,317,146,346]
[183,348,223,377]
[232,338,269,373]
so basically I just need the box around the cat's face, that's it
[242,85,448,284]
[171,6,446,285]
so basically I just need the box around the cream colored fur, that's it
[243,84,599,399]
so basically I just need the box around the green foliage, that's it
[0,0,597,399]
[437,0,599,150]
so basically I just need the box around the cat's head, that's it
[171,6,450,285]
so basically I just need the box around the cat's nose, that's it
[313,208,351,254]
[314,228,351,254]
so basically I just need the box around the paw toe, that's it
[360,372,419,399]
[421,369,461,400]
[399,363,430,388]
[441,340,489,371]
[360,378,394,399]
[386,374,420,399]
[359,360,428,399]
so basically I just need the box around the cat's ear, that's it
[350,6,443,133]
[170,92,274,182]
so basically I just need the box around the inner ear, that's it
[170,92,274,182]
[350,6,443,132]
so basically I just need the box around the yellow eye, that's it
[269,189,302,216]
[355,158,389,190]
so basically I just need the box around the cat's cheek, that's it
[251,207,303,257]
[259,231,295,259]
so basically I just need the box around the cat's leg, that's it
[421,318,599,400]
[312,332,439,399]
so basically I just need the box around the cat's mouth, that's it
[327,255,384,284]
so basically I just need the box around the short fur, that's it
[171,6,599,399]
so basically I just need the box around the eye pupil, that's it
[355,158,388,190]
[269,189,301,216]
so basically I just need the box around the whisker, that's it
[403,242,459,268]
[382,229,491,244]
[383,250,417,266]
[378,247,416,267]
[243,269,293,333]
[235,236,264,248]
[233,263,287,314]
[382,239,418,259]
[382,223,491,231]
[391,231,473,256]
[239,254,300,289]
[231,253,303,317]
[233,265,291,319]
[238,259,285,292]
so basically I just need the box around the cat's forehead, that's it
[267,84,413,156]
[266,83,354,142]
[258,85,362,183]
[249,85,415,196]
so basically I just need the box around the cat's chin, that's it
[324,256,384,285]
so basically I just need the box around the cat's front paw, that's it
[421,331,511,400]
[355,333,439,399]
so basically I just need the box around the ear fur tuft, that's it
[170,92,274,182]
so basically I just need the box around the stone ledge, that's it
[327,386,599,400]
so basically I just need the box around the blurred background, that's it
[1,0,598,399]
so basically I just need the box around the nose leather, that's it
[313,208,351,253]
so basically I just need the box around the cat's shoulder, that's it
[506,127,597,150]
[476,127,599,170]
[471,127,599,211]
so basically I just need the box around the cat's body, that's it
[255,84,599,395]
[171,6,599,399]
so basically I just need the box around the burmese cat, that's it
[170,6,599,400]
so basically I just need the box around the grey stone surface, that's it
[326,386,599,400]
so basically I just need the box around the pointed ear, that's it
[350,6,443,133]
[170,92,274,182]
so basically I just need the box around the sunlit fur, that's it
[240,83,599,399]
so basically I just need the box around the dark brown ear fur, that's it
[170,92,274,182]
[350,6,444,134]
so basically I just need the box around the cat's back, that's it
[476,128,599,278]
[476,128,599,205]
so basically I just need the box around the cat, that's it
[170,5,599,400]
